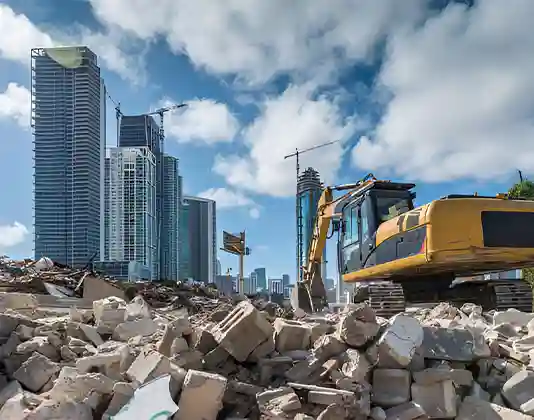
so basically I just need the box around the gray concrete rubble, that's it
[2,293,534,419]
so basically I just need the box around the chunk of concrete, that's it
[274,318,311,352]
[93,297,127,333]
[384,401,426,420]
[126,349,186,391]
[411,379,456,418]
[341,349,372,382]
[257,387,302,417]
[377,315,423,368]
[175,370,227,420]
[422,326,484,362]
[457,396,534,420]
[313,334,347,362]
[27,399,93,420]
[47,366,115,402]
[190,324,218,355]
[336,303,380,348]
[494,309,534,327]
[13,353,59,392]
[113,318,159,341]
[502,370,534,411]
[78,324,104,346]
[0,381,23,409]
[0,394,31,419]
[212,301,274,362]
[413,367,473,387]
[372,369,411,407]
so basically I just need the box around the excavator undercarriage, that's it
[357,277,533,318]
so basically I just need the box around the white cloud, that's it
[352,1,534,182]
[0,83,31,128]
[249,208,260,219]
[0,4,145,84]
[88,0,424,85]
[214,85,354,197]
[0,221,29,248]
[165,99,239,144]
[198,187,260,218]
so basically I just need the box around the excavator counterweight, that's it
[292,175,534,316]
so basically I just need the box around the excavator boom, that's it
[291,174,378,312]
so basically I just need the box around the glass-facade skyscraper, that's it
[181,196,217,283]
[32,46,105,267]
[297,167,326,282]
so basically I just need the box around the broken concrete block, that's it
[0,394,31,419]
[15,336,59,361]
[170,337,189,355]
[274,318,311,352]
[411,379,456,418]
[307,321,332,344]
[13,353,59,392]
[0,313,37,337]
[29,399,93,420]
[336,303,380,348]
[190,324,218,354]
[285,357,323,383]
[502,370,534,411]
[113,318,159,341]
[175,369,227,420]
[247,335,275,362]
[494,309,534,327]
[127,348,184,386]
[75,348,125,373]
[422,326,483,362]
[413,367,473,387]
[172,350,203,370]
[377,315,423,368]
[14,324,34,341]
[93,297,127,333]
[372,369,411,407]
[257,387,302,417]
[203,346,230,369]
[48,366,115,403]
[212,300,274,362]
[0,381,23,409]
[158,324,181,357]
[316,403,346,420]
[384,401,426,420]
[457,396,534,420]
[341,349,372,382]
[313,334,347,362]
[78,323,103,347]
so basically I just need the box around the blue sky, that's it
[0,0,532,281]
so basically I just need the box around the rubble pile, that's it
[1,296,534,419]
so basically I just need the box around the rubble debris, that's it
[2,271,534,420]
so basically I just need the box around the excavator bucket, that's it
[291,267,328,313]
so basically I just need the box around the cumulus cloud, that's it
[352,0,534,182]
[197,187,260,218]
[214,85,354,197]
[0,221,29,248]
[0,4,145,84]
[165,99,239,144]
[88,0,424,85]
[0,83,31,128]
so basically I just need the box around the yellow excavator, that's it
[292,174,534,316]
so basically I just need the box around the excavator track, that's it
[363,279,533,318]
[367,283,406,318]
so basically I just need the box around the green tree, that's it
[508,180,534,287]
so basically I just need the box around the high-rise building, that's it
[269,278,283,295]
[32,46,105,267]
[297,167,326,282]
[254,267,267,291]
[101,147,157,279]
[161,155,179,280]
[178,194,190,280]
[249,271,258,294]
[181,196,217,283]
[216,259,222,276]
[282,274,290,288]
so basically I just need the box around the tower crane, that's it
[146,103,187,160]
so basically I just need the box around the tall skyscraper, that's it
[101,147,157,279]
[161,155,179,280]
[181,196,217,283]
[254,267,267,291]
[297,167,326,282]
[32,46,105,267]
[282,274,290,288]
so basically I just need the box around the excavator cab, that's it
[338,182,416,276]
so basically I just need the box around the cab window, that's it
[375,195,412,223]
[361,201,369,242]
[343,205,360,246]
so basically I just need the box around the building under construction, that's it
[297,168,327,283]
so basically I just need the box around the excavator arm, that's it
[291,174,377,313]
